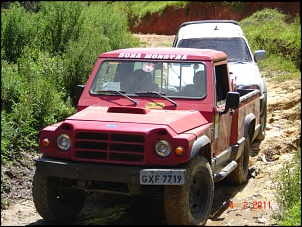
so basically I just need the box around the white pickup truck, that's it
[172,20,267,141]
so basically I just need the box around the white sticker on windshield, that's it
[143,63,155,72]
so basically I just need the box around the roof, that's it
[176,20,245,39]
[179,20,240,27]
[99,47,227,61]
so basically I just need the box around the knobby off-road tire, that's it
[164,156,214,226]
[226,136,251,185]
[32,171,86,222]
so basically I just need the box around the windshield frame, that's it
[89,59,208,100]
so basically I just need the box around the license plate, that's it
[140,169,185,185]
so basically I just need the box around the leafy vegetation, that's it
[1,2,301,223]
[128,1,188,24]
[240,8,301,80]
[1,2,140,207]
[240,10,301,225]
[272,149,301,226]
[1,1,139,161]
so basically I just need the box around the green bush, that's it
[1,109,38,162]
[127,1,188,25]
[35,1,84,55]
[281,199,301,226]
[96,2,140,50]
[1,60,24,113]
[61,2,140,102]
[1,76,76,163]
[16,46,76,129]
[1,111,21,163]
[1,46,76,163]
[273,149,301,225]
[1,2,36,63]
[240,8,301,71]
[1,1,141,165]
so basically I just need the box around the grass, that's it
[130,1,188,20]
[281,200,301,226]
[240,8,300,80]
[272,148,301,226]
[257,55,301,81]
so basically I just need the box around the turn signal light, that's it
[175,146,185,156]
[42,138,51,148]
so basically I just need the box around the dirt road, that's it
[1,34,301,226]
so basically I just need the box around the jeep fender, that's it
[190,135,211,161]
[259,78,267,115]
[232,114,256,161]
[260,78,267,94]
[243,113,256,142]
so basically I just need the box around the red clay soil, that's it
[129,2,300,35]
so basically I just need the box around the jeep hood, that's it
[228,63,261,88]
[66,106,208,134]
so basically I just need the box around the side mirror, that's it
[254,50,266,62]
[75,85,85,105]
[220,92,240,115]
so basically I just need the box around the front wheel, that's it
[226,136,251,185]
[164,156,214,225]
[32,171,86,222]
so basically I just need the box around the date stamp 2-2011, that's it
[229,201,272,210]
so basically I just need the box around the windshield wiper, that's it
[96,90,138,106]
[135,91,178,107]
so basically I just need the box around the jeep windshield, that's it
[176,37,253,63]
[89,60,207,99]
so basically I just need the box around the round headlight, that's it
[155,140,171,157]
[57,134,71,151]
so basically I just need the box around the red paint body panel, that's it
[78,48,222,112]
[39,117,211,166]
[68,106,208,134]
[99,47,227,61]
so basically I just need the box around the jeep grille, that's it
[74,132,145,164]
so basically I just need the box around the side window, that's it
[215,64,230,103]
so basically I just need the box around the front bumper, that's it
[34,156,143,184]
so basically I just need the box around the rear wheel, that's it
[164,156,214,225]
[32,171,86,222]
[226,137,251,185]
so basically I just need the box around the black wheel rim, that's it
[189,171,208,218]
